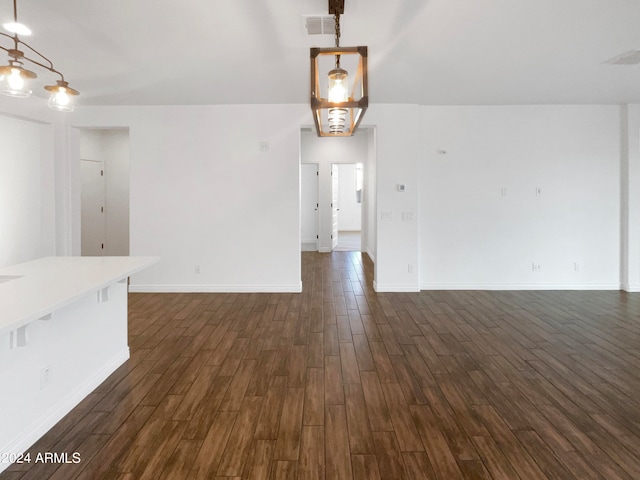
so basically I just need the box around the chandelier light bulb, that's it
[8,68,24,89]
[45,81,78,112]
[0,67,32,97]
[48,87,73,111]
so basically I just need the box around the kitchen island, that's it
[0,256,158,472]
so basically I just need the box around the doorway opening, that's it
[79,128,130,256]
[299,126,375,259]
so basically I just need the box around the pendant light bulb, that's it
[48,87,70,111]
[45,80,79,112]
[8,68,25,90]
[0,66,32,97]
[328,68,349,103]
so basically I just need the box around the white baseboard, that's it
[0,348,130,474]
[301,243,317,252]
[373,282,420,292]
[364,248,375,264]
[622,283,640,292]
[419,282,622,291]
[129,283,303,293]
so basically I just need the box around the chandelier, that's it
[0,0,79,111]
[310,0,368,137]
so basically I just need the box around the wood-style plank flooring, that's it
[3,251,640,479]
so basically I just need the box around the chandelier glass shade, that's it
[0,59,35,97]
[0,0,79,111]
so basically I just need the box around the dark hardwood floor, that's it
[3,251,640,479]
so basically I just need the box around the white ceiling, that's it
[2,0,639,106]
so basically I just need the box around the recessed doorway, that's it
[299,126,375,260]
[79,128,130,256]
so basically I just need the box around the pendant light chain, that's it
[334,11,341,68]
[11,0,19,49]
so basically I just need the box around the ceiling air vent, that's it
[303,15,336,36]
[604,50,640,65]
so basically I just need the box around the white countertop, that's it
[0,256,159,336]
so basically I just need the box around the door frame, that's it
[301,163,320,251]
[80,158,106,256]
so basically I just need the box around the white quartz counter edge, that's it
[0,256,159,337]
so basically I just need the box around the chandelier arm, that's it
[0,31,19,48]
[19,52,65,80]
[18,41,56,72]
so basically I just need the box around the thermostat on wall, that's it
[397,184,406,192]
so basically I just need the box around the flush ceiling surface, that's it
[2,0,639,106]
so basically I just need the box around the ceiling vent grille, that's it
[604,50,640,65]
[303,15,336,35]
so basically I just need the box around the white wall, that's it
[80,129,130,256]
[337,164,362,231]
[2,98,635,292]
[0,113,56,267]
[71,105,307,292]
[366,105,421,291]
[420,105,621,289]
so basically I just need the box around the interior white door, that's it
[81,159,106,256]
[331,164,339,250]
[301,163,319,250]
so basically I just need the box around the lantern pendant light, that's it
[310,0,368,137]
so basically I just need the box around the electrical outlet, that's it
[195,265,201,274]
[532,263,541,272]
[574,262,580,272]
[408,264,414,273]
